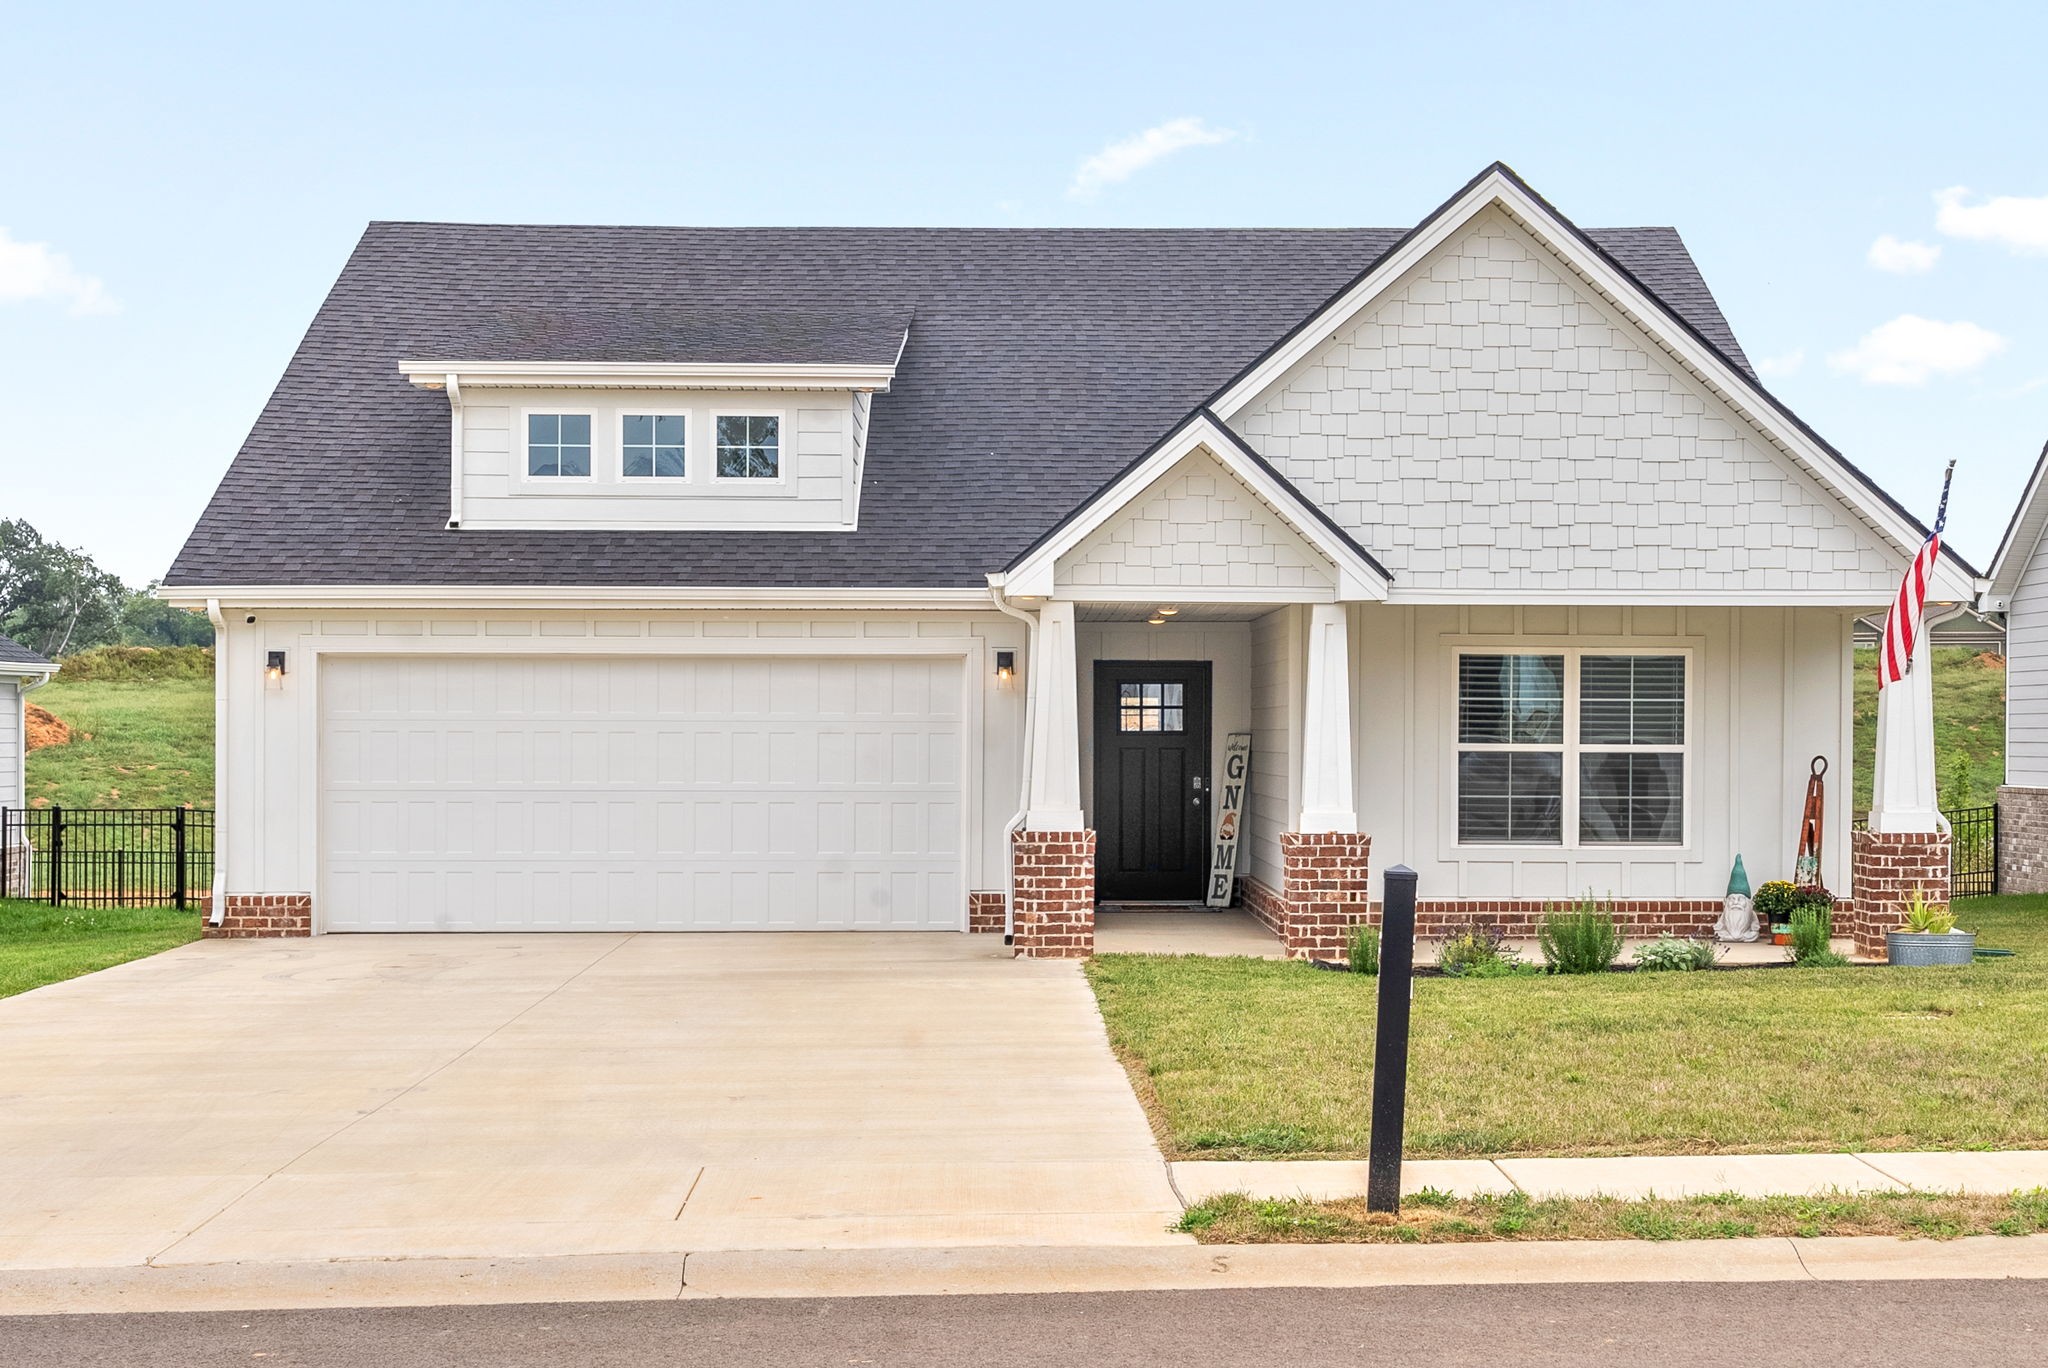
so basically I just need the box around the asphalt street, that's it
[6,1280,2046,1366]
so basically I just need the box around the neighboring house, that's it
[1979,440,2048,892]
[0,633,57,897]
[160,164,1977,955]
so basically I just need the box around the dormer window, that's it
[527,413,592,478]
[622,413,687,478]
[716,415,781,479]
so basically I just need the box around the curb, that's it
[5,1236,2046,1317]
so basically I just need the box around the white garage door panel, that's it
[321,656,964,931]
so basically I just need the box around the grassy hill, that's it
[24,648,214,811]
[1852,646,2005,814]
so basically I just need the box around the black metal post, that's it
[174,808,187,911]
[1366,863,1418,1213]
[48,804,63,906]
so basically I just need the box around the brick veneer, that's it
[204,894,313,939]
[1849,828,1952,958]
[1009,830,1095,958]
[1244,832,1373,961]
[1997,786,2048,894]
[967,890,1005,934]
[1411,899,1722,938]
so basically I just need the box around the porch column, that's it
[1271,602,1370,962]
[1014,598,1093,957]
[1855,619,1950,953]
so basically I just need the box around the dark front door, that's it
[1094,661,1212,902]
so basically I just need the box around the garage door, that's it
[320,655,963,931]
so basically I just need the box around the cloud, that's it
[1935,186,2048,254]
[1756,348,1806,378]
[1866,235,1940,274]
[0,228,117,314]
[1829,315,2006,386]
[1068,117,1236,200]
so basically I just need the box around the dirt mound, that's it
[24,702,70,750]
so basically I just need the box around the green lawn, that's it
[24,676,214,810]
[1853,646,2005,812]
[0,899,204,1000]
[1087,895,2048,1161]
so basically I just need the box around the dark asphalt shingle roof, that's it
[408,305,914,367]
[0,633,54,669]
[165,222,1754,588]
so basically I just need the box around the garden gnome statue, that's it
[1715,854,1759,942]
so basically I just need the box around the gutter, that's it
[986,584,1040,945]
[205,599,227,927]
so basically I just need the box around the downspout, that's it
[445,373,465,529]
[206,599,228,926]
[988,584,1039,944]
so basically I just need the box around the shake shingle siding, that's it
[164,223,1752,589]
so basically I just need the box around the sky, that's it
[3,0,2044,586]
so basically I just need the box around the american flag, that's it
[1878,461,1956,690]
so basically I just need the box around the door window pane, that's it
[1118,680,1186,733]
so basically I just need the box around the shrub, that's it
[1900,888,1958,934]
[1790,905,1834,963]
[54,645,214,682]
[1538,894,1623,974]
[1753,881,1799,922]
[1633,934,1719,972]
[1346,923,1380,976]
[1439,924,1518,977]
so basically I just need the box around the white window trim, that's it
[1448,643,1694,855]
[710,410,790,486]
[516,406,599,486]
[618,407,693,482]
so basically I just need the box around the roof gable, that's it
[1984,440,2048,605]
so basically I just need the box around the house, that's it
[0,632,57,896]
[1980,439,2048,892]
[160,164,1977,955]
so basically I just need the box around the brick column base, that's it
[1245,832,1372,962]
[1998,786,2048,894]
[1849,829,1951,958]
[204,894,313,939]
[1009,831,1095,958]
[967,890,1005,933]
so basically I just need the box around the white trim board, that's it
[402,359,899,393]
[158,585,996,611]
[1207,166,1977,604]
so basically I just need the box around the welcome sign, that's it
[1206,732,1252,908]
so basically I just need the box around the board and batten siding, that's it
[1351,603,1855,901]
[2005,521,2048,786]
[1,682,23,810]
[455,388,860,532]
[1232,206,1906,598]
[213,610,1026,921]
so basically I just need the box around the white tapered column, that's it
[1297,603,1357,833]
[1869,626,1941,833]
[1023,599,1086,831]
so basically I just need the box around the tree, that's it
[119,583,214,648]
[0,519,129,658]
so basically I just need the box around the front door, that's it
[1093,661,1212,902]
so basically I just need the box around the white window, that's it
[622,413,687,479]
[715,415,780,479]
[526,413,592,478]
[1455,649,1686,847]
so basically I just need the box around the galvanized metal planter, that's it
[1886,930,1978,967]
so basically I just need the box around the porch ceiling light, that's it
[1157,605,1179,617]
[1147,612,1166,626]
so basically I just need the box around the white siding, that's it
[0,683,22,810]
[456,388,859,532]
[1247,606,1304,889]
[1057,451,1335,593]
[2007,522,2048,785]
[214,610,1025,925]
[1352,603,1855,900]
[1233,207,1906,598]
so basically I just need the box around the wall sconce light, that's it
[265,651,287,689]
[994,650,1016,685]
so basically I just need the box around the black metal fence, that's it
[0,807,213,908]
[1947,803,1997,897]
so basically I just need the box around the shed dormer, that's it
[402,306,908,533]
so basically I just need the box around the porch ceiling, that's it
[1076,603,1285,623]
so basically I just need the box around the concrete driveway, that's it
[0,934,1185,1272]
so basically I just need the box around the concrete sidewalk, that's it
[1172,1151,2048,1204]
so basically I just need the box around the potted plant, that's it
[1886,888,1976,967]
[1755,880,1798,947]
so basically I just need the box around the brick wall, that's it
[1009,831,1094,958]
[967,890,1005,934]
[204,893,312,939]
[1243,833,1373,962]
[1849,829,1951,958]
[1998,786,2048,894]
[1411,899,1721,938]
